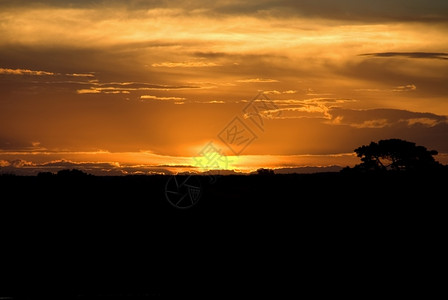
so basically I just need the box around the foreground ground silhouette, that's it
[1,169,446,298]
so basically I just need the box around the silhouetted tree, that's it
[353,139,442,172]
[256,168,275,175]
[57,169,90,177]
[0,172,16,177]
[37,171,54,177]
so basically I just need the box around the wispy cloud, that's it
[0,67,55,76]
[66,73,95,77]
[393,84,417,92]
[77,89,102,94]
[152,61,220,67]
[348,119,390,129]
[0,159,173,176]
[264,90,297,95]
[76,82,200,94]
[405,117,444,127]
[306,88,333,96]
[264,90,281,95]
[360,52,448,60]
[140,95,186,101]
[242,98,355,120]
[355,84,417,93]
[328,108,448,129]
[237,78,279,83]
[354,88,383,92]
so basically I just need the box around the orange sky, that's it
[1,1,448,175]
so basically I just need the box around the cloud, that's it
[2,0,448,22]
[77,89,101,94]
[0,160,10,167]
[356,84,417,93]
[256,105,448,129]
[405,118,443,127]
[0,67,55,76]
[0,138,47,151]
[151,1,448,22]
[66,73,95,77]
[9,159,34,168]
[328,108,448,128]
[140,95,186,101]
[75,81,200,94]
[354,88,382,92]
[256,106,329,120]
[334,54,448,98]
[0,159,174,176]
[349,119,390,129]
[237,78,279,83]
[264,90,281,95]
[360,52,448,60]
[152,61,221,67]
[192,51,228,58]
[393,84,417,92]
[305,88,333,96]
[98,82,199,89]
[265,90,297,95]
[186,99,231,104]
[241,98,355,120]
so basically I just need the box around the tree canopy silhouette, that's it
[56,169,90,177]
[256,168,275,175]
[352,139,442,172]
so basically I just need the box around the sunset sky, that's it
[1,0,448,175]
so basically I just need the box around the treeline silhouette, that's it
[37,168,92,177]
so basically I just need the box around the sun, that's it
[191,149,240,171]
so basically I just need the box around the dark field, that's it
[1,172,446,298]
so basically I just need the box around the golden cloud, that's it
[0,67,55,76]
[140,95,186,101]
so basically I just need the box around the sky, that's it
[1,0,448,175]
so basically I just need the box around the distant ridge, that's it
[272,165,343,174]
[178,165,344,175]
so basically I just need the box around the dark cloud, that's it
[0,0,167,9]
[332,55,448,97]
[0,45,124,79]
[0,159,173,176]
[2,0,448,22]
[274,0,448,22]
[193,52,237,58]
[361,52,448,60]
[0,138,38,151]
[329,108,447,127]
